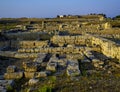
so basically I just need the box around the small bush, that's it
[38,85,53,92]
[6,85,14,92]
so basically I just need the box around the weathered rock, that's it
[4,72,23,79]
[24,72,47,78]
[67,60,81,76]
[23,62,40,72]
[7,65,17,73]
[92,59,104,68]
[46,56,58,71]
[46,61,57,71]
[91,35,120,61]
[28,78,39,85]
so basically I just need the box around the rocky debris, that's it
[0,80,14,92]
[46,55,58,71]
[92,59,104,69]
[46,61,57,72]
[84,50,95,60]
[86,70,97,75]
[23,62,40,72]
[28,78,39,85]
[67,60,81,76]
[57,59,67,67]
[57,54,66,59]
[4,65,23,79]
[33,53,46,63]
[107,61,120,69]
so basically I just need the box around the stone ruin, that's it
[0,14,120,91]
[67,59,81,76]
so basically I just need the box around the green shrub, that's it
[38,85,53,92]
[6,85,14,92]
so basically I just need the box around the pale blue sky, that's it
[0,0,120,18]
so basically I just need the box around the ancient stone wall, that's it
[0,51,38,58]
[51,35,87,46]
[9,40,48,49]
[19,41,48,48]
[51,34,120,61]
[0,34,119,61]
[18,47,84,54]
[91,35,120,61]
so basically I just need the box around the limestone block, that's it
[24,72,34,78]
[67,60,80,76]
[23,62,40,72]
[7,65,17,73]
[67,69,80,76]
[28,78,39,85]
[46,58,57,71]
[4,72,23,79]
[57,59,67,67]
[58,43,64,47]
[92,59,104,68]
[14,53,28,58]
[24,72,47,78]
[30,49,34,53]
[25,49,31,53]
[34,72,47,78]
[34,48,39,53]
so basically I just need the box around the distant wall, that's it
[51,35,87,46]
[4,32,50,40]
[10,40,48,49]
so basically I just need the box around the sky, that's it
[0,0,120,18]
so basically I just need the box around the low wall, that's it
[91,36,120,61]
[19,41,48,48]
[51,34,120,61]
[51,35,87,46]
[0,51,38,58]
[10,40,48,49]
[18,47,84,54]
[0,34,119,61]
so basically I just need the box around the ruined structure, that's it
[0,14,120,91]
